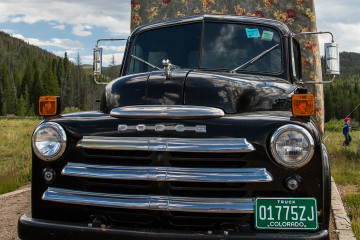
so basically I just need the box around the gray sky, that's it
[315,0,359,53]
[0,0,357,64]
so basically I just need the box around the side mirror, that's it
[293,31,340,84]
[325,42,340,75]
[93,47,103,76]
[93,38,127,85]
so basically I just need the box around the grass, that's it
[342,194,360,238]
[324,130,360,185]
[0,119,40,194]
[324,126,360,239]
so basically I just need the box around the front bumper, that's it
[18,214,329,240]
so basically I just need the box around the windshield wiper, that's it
[131,55,162,70]
[230,44,279,73]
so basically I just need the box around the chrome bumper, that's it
[42,187,255,213]
[18,214,330,240]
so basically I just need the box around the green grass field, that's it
[0,119,40,194]
[324,129,360,239]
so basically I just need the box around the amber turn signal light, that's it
[292,94,315,116]
[39,96,61,116]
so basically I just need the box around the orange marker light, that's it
[292,94,315,116]
[39,96,60,116]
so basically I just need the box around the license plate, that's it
[255,197,318,230]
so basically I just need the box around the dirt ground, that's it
[0,184,338,240]
[0,184,31,240]
[329,211,338,240]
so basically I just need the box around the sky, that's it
[0,0,357,66]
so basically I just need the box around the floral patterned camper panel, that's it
[131,0,324,132]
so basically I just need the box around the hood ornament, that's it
[162,59,173,79]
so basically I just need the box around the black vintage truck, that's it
[18,15,340,239]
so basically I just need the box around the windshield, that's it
[128,22,282,74]
[128,23,202,74]
[202,23,282,72]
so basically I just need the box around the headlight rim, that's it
[32,122,67,161]
[270,124,314,169]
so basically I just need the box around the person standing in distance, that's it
[343,118,352,146]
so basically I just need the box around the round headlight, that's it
[32,122,67,161]
[270,124,314,168]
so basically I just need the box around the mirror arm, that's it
[96,38,127,45]
[94,76,107,85]
[298,75,336,84]
[294,31,334,43]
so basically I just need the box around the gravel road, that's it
[0,185,31,240]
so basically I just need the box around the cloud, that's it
[72,24,92,37]
[315,0,360,53]
[53,50,78,56]
[81,52,125,67]
[101,45,126,52]
[11,33,83,51]
[327,23,360,52]
[53,25,65,30]
[9,15,25,23]
[0,29,15,34]
[101,53,125,66]
[0,0,131,36]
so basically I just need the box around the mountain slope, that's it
[0,31,103,116]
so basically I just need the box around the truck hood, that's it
[103,70,296,114]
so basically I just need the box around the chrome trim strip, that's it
[42,187,254,213]
[110,105,225,119]
[77,137,255,153]
[62,163,273,183]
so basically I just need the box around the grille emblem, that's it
[118,125,128,131]
[155,124,166,132]
[136,124,146,132]
[175,125,185,132]
[118,124,206,133]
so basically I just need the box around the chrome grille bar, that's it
[43,187,254,213]
[110,105,225,119]
[62,163,273,183]
[77,137,255,153]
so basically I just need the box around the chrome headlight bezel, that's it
[270,124,314,168]
[32,122,67,161]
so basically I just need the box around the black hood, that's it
[184,71,296,113]
[102,70,296,114]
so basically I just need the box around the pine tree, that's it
[109,54,118,79]
[32,68,42,115]
[17,95,26,116]
[62,52,73,107]
[42,60,60,96]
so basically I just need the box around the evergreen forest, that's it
[0,31,113,116]
[1,30,360,122]
[323,52,360,122]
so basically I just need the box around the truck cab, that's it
[18,15,339,240]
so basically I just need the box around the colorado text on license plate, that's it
[255,197,318,230]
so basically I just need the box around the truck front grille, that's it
[44,136,272,230]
